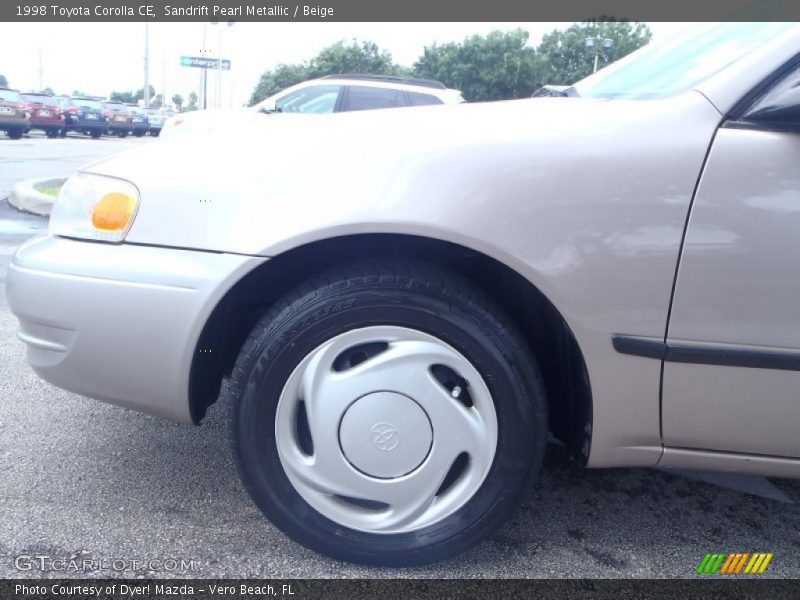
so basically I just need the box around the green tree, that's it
[249,39,404,105]
[249,63,310,105]
[110,90,136,103]
[307,39,403,79]
[42,86,54,95]
[413,29,541,102]
[135,85,156,104]
[172,93,184,111]
[537,20,651,85]
[0,74,8,87]
[185,91,198,112]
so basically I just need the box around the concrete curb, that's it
[8,177,66,216]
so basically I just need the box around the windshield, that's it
[21,93,49,103]
[574,23,797,100]
[72,98,102,110]
[0,89,21,102]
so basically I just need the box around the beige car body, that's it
[8,24,800,478]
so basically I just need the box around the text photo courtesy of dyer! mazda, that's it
[7,22,800,566]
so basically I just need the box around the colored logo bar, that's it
[696,552,773,574]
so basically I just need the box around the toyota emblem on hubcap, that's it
[370,422,400,451]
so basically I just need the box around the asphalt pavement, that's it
[1,135,799,580]
[0,131,152,200]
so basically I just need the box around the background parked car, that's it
[20,92,64,138]
[0,88,31,140]
[257,74,464,114]
[59,96,108,139]
[162,74,464,138]
[128,105,149,137]
[102,101,133,138]
[144,108,164,136]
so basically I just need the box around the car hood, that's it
[160,107,312,138]
[83,92,722,256]
[89,96,644,179]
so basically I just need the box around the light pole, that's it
[201,22,208,110]
[144,22,150,106]
[586,37,613,73]
[161,53,166,109]
[210,20,234,109]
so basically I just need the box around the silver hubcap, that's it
[275,326,498,534]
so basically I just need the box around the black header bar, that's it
[3,0,800,22]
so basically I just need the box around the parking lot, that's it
[1,137,800,579]
[0,132,152,201]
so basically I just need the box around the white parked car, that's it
[8,23,800,565]
[160,74,464,138]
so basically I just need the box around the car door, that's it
[663,61,800,458]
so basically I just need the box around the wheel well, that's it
[190,234,592,463]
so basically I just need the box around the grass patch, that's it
[33,179,66,197]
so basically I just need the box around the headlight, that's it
[49,173,140,243]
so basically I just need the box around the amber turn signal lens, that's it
[91,192,136,231]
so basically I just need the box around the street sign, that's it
[180,56,231,70]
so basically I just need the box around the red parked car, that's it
[21,92,65,138]
[0,88,30,140]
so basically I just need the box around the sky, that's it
[0,22,694,107]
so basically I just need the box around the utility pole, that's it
[210,21,234,109]
[161,53,166,108]
[144,22,150,106]
[201,22,208,110]
[586,37,613,73]
[217,24,223,109]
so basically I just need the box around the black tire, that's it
[118,131,128,138]
[133,131,144,137]
[7,127,23,140]
[226,260,547,566]
[45,129,58,139]
[58,128,67,138]
[90,130,102,139]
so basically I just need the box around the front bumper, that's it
[8,235,264,423]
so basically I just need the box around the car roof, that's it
[319,74,446,90]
